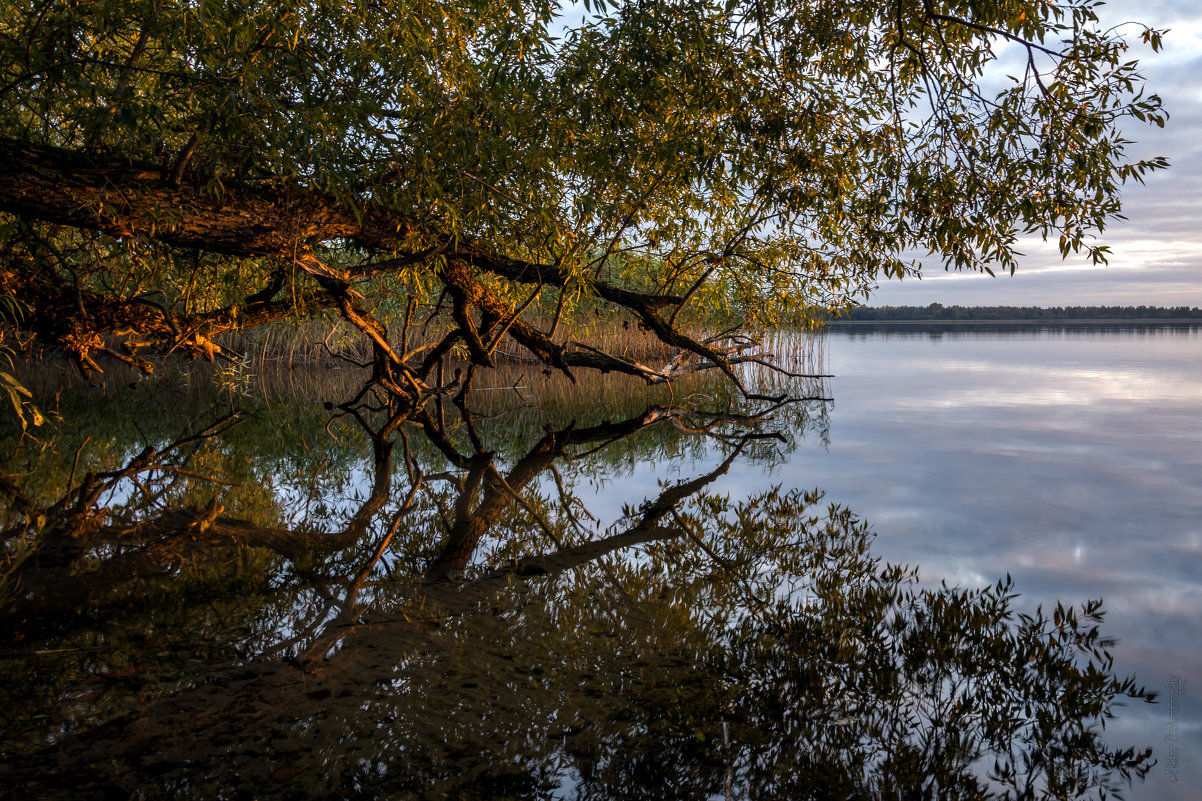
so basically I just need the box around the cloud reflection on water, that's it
[775,327,1202,801]
[555,325,1200,799]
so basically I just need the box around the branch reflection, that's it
[0,383,1154,800]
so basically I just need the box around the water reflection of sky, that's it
[581,326,1202,800]
[790,328,1202,801]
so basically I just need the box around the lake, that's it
[1,325,1198,799]
[781,325,1202,801]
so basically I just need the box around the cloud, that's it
[871,263,1202,306]
[876,0,1202,307]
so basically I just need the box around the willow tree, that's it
[0,0,1166,402]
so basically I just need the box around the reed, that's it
[209,299,699,369]
[216,316,379,367]
[7,325,827,402]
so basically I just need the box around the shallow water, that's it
[1,325,1197,799]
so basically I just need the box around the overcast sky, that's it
[870,0,1202,308]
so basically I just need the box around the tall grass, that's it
[215,306,692,369]
[217,316,378,367]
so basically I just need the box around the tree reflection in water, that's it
[0,373,1155,800]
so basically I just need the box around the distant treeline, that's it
[834,304,1202,322]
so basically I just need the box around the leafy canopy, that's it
[0,0,1168,381]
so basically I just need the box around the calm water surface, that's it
[772,326,1202,800]
[572,325,1202,800]
[1,325,1198,799]
[819,327,1202,800]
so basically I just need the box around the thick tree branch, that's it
[0,140,679,318]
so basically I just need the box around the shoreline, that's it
[825,318,1202,326]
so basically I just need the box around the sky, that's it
[870,0,1202,308]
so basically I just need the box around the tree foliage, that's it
[0,0,1167,404]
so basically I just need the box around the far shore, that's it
[825,318,1202,326]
